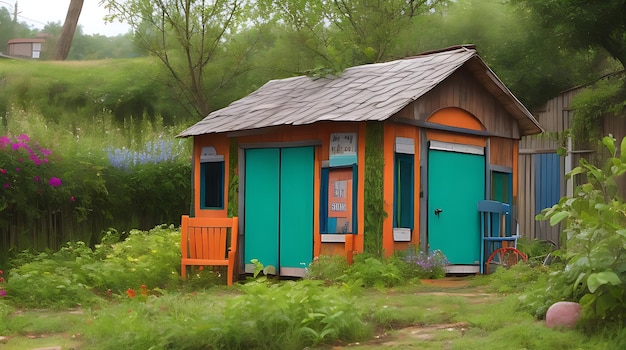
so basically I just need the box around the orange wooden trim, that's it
[182,259,229,266]
[382,123,395,257]
[345,234,354,265]
[192,135,230,218]
[427,107,485,131]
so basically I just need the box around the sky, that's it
[1,0,131,37]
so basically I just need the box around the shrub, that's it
[4,225,183,308]
[306,254,349,283]
[220,279,370,349]
[341,253,404,288]
[531,135,626,329]
[0,133,69,225]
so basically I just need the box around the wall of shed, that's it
[191,122,367,261]
[408,67,521,139]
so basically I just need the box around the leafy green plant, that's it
[306,254,349,283]
[222,279,370,349]
[4,225,182,308]
[364,122,387,255]
[341,253,404,288]
[533,135,626,329]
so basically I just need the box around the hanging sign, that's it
[330,133,357,166]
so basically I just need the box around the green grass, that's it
[0,276,621,349]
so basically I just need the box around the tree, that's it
[55,0,84,60]
[517,0,626,70]
[263,0,446,73]
[101,0,264,119]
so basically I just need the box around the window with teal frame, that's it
[491,170,512,235]
[320,164,358,234]
[394,153,414,229]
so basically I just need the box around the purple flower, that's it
[17,134,30,142]
[34,176,39,182]
[49,177,62,187]
[40,148,51,157]
[0,289,6,297]
[3,183,9,189]
[15,168,20,172]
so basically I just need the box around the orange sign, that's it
[328,168,353,233]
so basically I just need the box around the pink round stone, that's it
[545,301,581,329]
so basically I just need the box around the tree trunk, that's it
[54,0,84,60]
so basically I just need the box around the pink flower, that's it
[40,148,51,157]
[70,196,75,202]
[0,169,5,174]
[49,177,62,187]
[3,183,9,189]
[0,289,6,297]
[17,134,30,142]
[15,168,20,172]
[0,136,10,148]
[34,176,39,182]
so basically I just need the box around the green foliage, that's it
[306,254,350,283]
[532,135,626,329]
[228,138,239,217]
[340,254,403,289]
[4,225,181,308]
[363,122,387,255]
[0,110,191,264]
[487,263,549,294]
[516,237,558,266]
[81,225,181,293]
[222,279,369,349]
[570,78,626,145]
[0,133,67,225]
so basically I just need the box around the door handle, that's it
[434,208,443,216]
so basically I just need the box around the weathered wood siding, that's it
[519,85,626,245]
[404,67,521,139]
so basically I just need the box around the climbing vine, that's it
[570,77,625,149]
[228,138,239,217]
[363,122,387,256]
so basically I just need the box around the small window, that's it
[394,137,415,229]
[394,153,414,229]
[320,165,358,234]
[199,146,225,209]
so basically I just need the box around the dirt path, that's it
[334,277,493,349]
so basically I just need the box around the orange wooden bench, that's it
[180,215,239,286]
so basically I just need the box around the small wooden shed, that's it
[178,45,542,276]
[7,38,45,59]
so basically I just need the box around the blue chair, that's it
[478,200,526,274]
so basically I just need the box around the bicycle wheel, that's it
[486,247,528,272]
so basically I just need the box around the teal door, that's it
[244,147,314,276]
[428,147,485,265]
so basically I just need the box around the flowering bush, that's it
[0,270,6,297]
[106,139,187,171]
[0,134,68,222]
[402,249,449,279]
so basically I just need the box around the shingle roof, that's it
[179,46,542,137]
